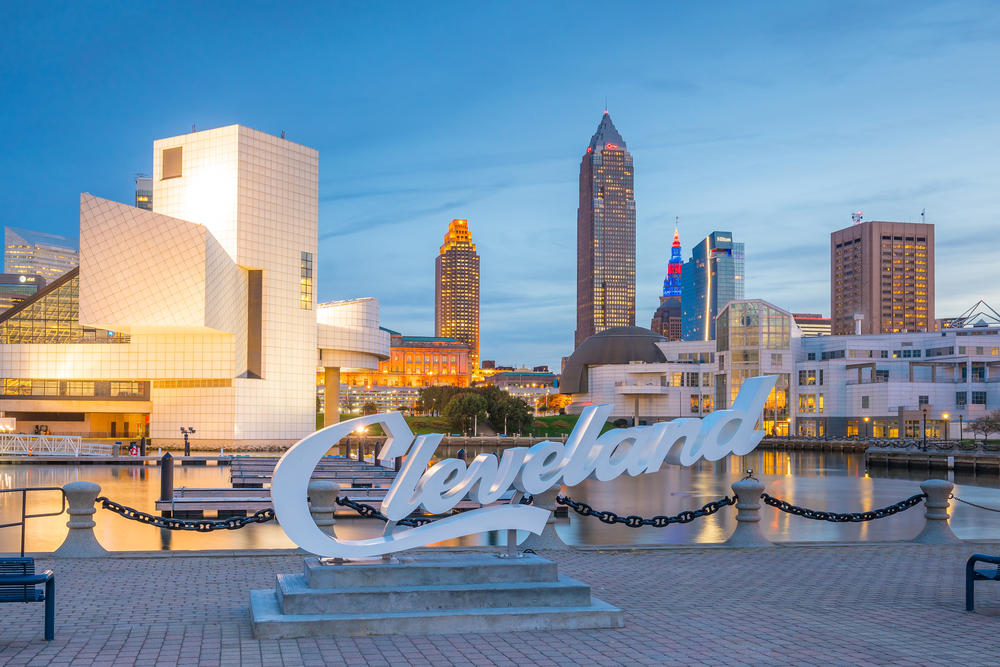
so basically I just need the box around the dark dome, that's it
[561,326,667,395]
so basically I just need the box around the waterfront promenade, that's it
[1,543,998,666]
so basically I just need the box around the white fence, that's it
[0,434,112,457]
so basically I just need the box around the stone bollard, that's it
[911,479,963,544]
[520,485,568,551]
[722,477,774,548]
[308,481,340,537]
[53,481,109,557]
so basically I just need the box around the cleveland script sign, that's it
[271,375,778,558]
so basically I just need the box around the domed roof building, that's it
[561,327,667,395]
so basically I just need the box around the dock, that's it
[0,455,232,466]
[865,446,1000,472]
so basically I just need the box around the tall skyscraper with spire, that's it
[575,112,636,348]
[651,223,683,340]
[435,219,480,374]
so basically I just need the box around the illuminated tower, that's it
[575,112,636,348]
[435,219,480,373]
[663,222,682,298]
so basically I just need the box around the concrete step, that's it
[303,553,558,589]
[276,572,592,615]
[249,589,624,639]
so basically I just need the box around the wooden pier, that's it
[865,447,1000,472]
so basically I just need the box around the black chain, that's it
[760,492,926,522]
[334,495,434,527]
[950,493,1000,513]
[555,494,737,528]
[96,497,275,531]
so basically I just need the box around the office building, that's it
[575,112,636,348]
[831,219,935,335]
[793,313,832,337]
[651,225,683,340]
[435,219,480,374]
[562,298,999,438]
[0,126,389,446]
[681,231,744,341]
[5,227,79,282]
[0,273,45,314]
[340,331,471,389]
[134,174,153,210]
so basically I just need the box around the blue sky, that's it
[2,2,999,369]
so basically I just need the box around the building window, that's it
[162,147,182,179]
[972,391,987,406]
[918,395,928,406]
[956,391,967,407]
[690,395,700,413]
[881,350,888,358]
[862,396,869,409]
[807,352,816,361]
[300,252,313,309]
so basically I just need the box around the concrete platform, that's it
[249,553,623,638]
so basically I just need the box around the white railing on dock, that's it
[0,434,111,457]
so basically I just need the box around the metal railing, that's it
[0,487,67,556]
[0,435,111,457]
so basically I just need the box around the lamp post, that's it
[922,408,928,451]
[960,415,964,443]
[943,413,949,441]
[863,416,869,442]
[180,427,195,457]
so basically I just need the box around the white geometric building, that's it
[0,126,388,447]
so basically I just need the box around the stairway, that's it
[250,553,623,638]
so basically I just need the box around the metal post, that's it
[160,453,174,502]
[140,436,146,457]
[457,448,467,463]
[922,408,928,451]
[44,576,54,640]
[960,415,964,442]
[184,432,190,457]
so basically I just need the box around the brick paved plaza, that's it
[1,543,999,667]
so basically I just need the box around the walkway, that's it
[1,543,998,666]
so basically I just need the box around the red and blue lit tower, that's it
[662,223,682,298]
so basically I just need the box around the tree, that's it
[547,394,572,413]
[969,411,1000,443]
[442,392,488,435]
[362,402,378,416]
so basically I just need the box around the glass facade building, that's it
[576,113,636,348]
[681,231,744,341]
[4,227,79,283]
[134,175,153,211]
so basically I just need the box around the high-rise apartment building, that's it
[135,174,153,210]
[4,227,80,282]
[575,112,636,348]
[830,220,934,335]
[435,219,480,373]
[681,231,744,341]
[650,225,683,340]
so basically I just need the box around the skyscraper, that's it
[435,219,480,374]
[830,219,934,335]
[650,225,683,340]
[135,174,153,210]
[575,112,635,348]
[681,231,744,341]
[4,227,80,282]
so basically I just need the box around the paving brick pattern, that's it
[1,543,999,666]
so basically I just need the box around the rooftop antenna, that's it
[851,211,863,225]
[192,124,196,133]
[281,130,285,139]
[605,95,608,114]
[921,208,925,224]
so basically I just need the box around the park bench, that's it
[0,557,55,640]
[966,553,1000,612]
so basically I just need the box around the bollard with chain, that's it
[912,479,963,544]
[520,485,567,551]
[308,481,340,537]
[53,481,109,557]
[723,471,773,548]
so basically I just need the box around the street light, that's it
[863,416,869,441]
[943,413,949,441]
[921,408,928,451]
[960,414,964,443]
[180,427,195,457]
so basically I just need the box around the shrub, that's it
[409,419,428,429]
[553,420,570,429]
[613,418,629,428]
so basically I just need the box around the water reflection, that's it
[3,449,1000,553]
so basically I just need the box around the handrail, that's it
[0,487,68,557]
[0,434,111,457]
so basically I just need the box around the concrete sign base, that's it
[249,553,623,638]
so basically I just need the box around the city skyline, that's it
[3,3,1000,369]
